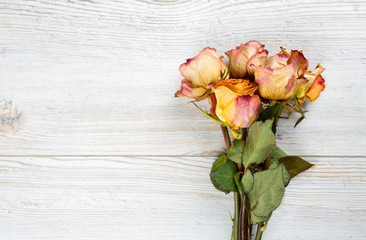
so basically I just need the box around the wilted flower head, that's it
[175,47,228,100]
[225,41,268,79]
[175,42,325,133]
[210,79,260,131]
[253,49,309,100]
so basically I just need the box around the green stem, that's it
[254,214,271,240]
[233,192,240,240]
[221,126,242,240]
[255,223,264,240]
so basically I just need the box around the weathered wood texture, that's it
[0,156,365,239]
[0,0,365,239]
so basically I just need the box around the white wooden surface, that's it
[0,1,365,239]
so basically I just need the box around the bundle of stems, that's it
[221,126,266,240]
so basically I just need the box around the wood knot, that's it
[0,99,24,134]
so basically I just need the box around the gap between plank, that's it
[0,155,364,158]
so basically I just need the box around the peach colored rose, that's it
[175,47,228,100]
[225,41,268,79]
[253,50,309,100]
[210,79,260,131]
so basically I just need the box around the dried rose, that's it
[253,50,309,100]
[209,79,260,131]
[225,40,268,79]
[175,47,228,100]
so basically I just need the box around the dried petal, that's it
[215,79,258,96]
[297,64,325,101]
[179,47,228,92]
[222,95,260,130]
[226,41,266,78]
[306,75,325,101]
[174,79,208,99]
[254,50,309,100]
[210,79,260,130]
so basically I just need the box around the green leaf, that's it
[268,146,287,169]
[192,102,228,127]
[210,161,238,193]
[240,170,254,194]
[294,115,305,128]
[242,120,275,170]
[210,155,229,193]
[282,166,291,186]
[268,147,291,186]
[257,103,283,122]
[228,139,245,164]
[258,103,284,133]
[280,156,314,178]
[250,212,271,225]
[248,164,288,218]
[211,155,228,173]
[293,97,306,128]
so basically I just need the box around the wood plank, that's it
[0,0,365,156]
[0,156,364,239]
[0,61,364,157]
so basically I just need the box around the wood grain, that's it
[0,0,365,239]
[0,156,365,239]
[0,0,365,156]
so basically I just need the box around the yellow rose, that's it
[175,47,228,100]
[210,79,260,131]
[225,40,268,79]
[253,50,309,100]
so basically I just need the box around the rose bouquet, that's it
[175,41,325,240]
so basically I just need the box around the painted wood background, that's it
[0,0,365,239]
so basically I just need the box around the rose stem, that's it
[255,218,270,240]
[239,128,250,240]
[220,126,247,240]
[220,126,239,240]
[234,191,240,240]
[255,223,264,240]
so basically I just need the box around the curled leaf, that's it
[210,160,238,193]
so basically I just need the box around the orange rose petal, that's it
[298,96,306,103]
[215,79,258,96]
[297,64,325,99]
[306,75,325,101]
[209,93,217,117]
[280,47,291,56]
